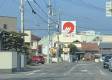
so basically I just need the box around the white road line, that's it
[99,69,107,76]
[81,69,88,72]
[64,64,79,76]
[96,66,107,76]
[78,64,87,66]
[26,70,41,76]
[26,72,35,75]
[32,70,41,73]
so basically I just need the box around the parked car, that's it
[108,58,112,72]
[103,55,112,69]
[32,55,45,64]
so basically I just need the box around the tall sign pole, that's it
[57,10,61,63]
[47,0,52,63]
[20,0,24,34]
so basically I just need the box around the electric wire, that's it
[27,0,48,24]
[33,0,59,25]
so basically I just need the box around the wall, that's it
[0,16,17,31]
[0,51,18,73]
[21,54,25,68]
[42,45,49,55]
[52,34,97,43]
[61,54,70,62]
[0,52,13,69]
[81,35,97,42]
[12,52,17,69]
[31,40,38,50]
[0,52,25,73]
[24,30,31,43]
[101,35,112,42]
[40,33,98,46]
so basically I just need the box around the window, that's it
[3,24,7,29]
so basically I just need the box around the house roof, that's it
[99,42,112,49]
[31,34,41,41]
[81,42,99,52]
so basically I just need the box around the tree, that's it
[73,40,80,43]
[0,30,27,53]
[68,43,79,55]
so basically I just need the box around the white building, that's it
[24,30,41,55]
[39,31,100,56]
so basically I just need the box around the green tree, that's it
[0,30,27,53]
[68,43,78,55]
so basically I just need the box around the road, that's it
[0,61,112,80]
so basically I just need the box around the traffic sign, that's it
[63,48,70,53]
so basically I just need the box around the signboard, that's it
[50,48,56,54]
[63,48,70,53]
[106,0,112,17]
[61,21,76,36]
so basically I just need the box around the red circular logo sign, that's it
[63,22,75,33]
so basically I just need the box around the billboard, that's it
[61,21,76,34]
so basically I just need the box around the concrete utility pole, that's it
[47,0,52,63]
[57,10,61,63]
[20,0,24,34]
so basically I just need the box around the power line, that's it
[28,0,102,32]
[33,0,48,16]
[33,0,59,25]
[26,0,48,24]
[24,28,56,31]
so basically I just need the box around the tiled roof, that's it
[31,34,41,41]
[81,42,99,52]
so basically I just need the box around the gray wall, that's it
[0,16,17,31]
[0,52,25,73]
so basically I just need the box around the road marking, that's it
[81,69,88,72]
[99,69,107,76]
[78,64,87,66]
[64,64,79,76]
[96,66,107,76]
[32,70,41,73]
[26,72,35,75]
[26,70,41,76]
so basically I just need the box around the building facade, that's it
[0,16,17,31]
[24,30,41,56]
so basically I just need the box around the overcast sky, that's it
[0,0,112,37]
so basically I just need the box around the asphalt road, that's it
[0,61,112,80]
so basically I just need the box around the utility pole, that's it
[47,0,52,63]
[56,10,61,63]
[20,0,24,35]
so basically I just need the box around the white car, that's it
[108,58,112,72]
